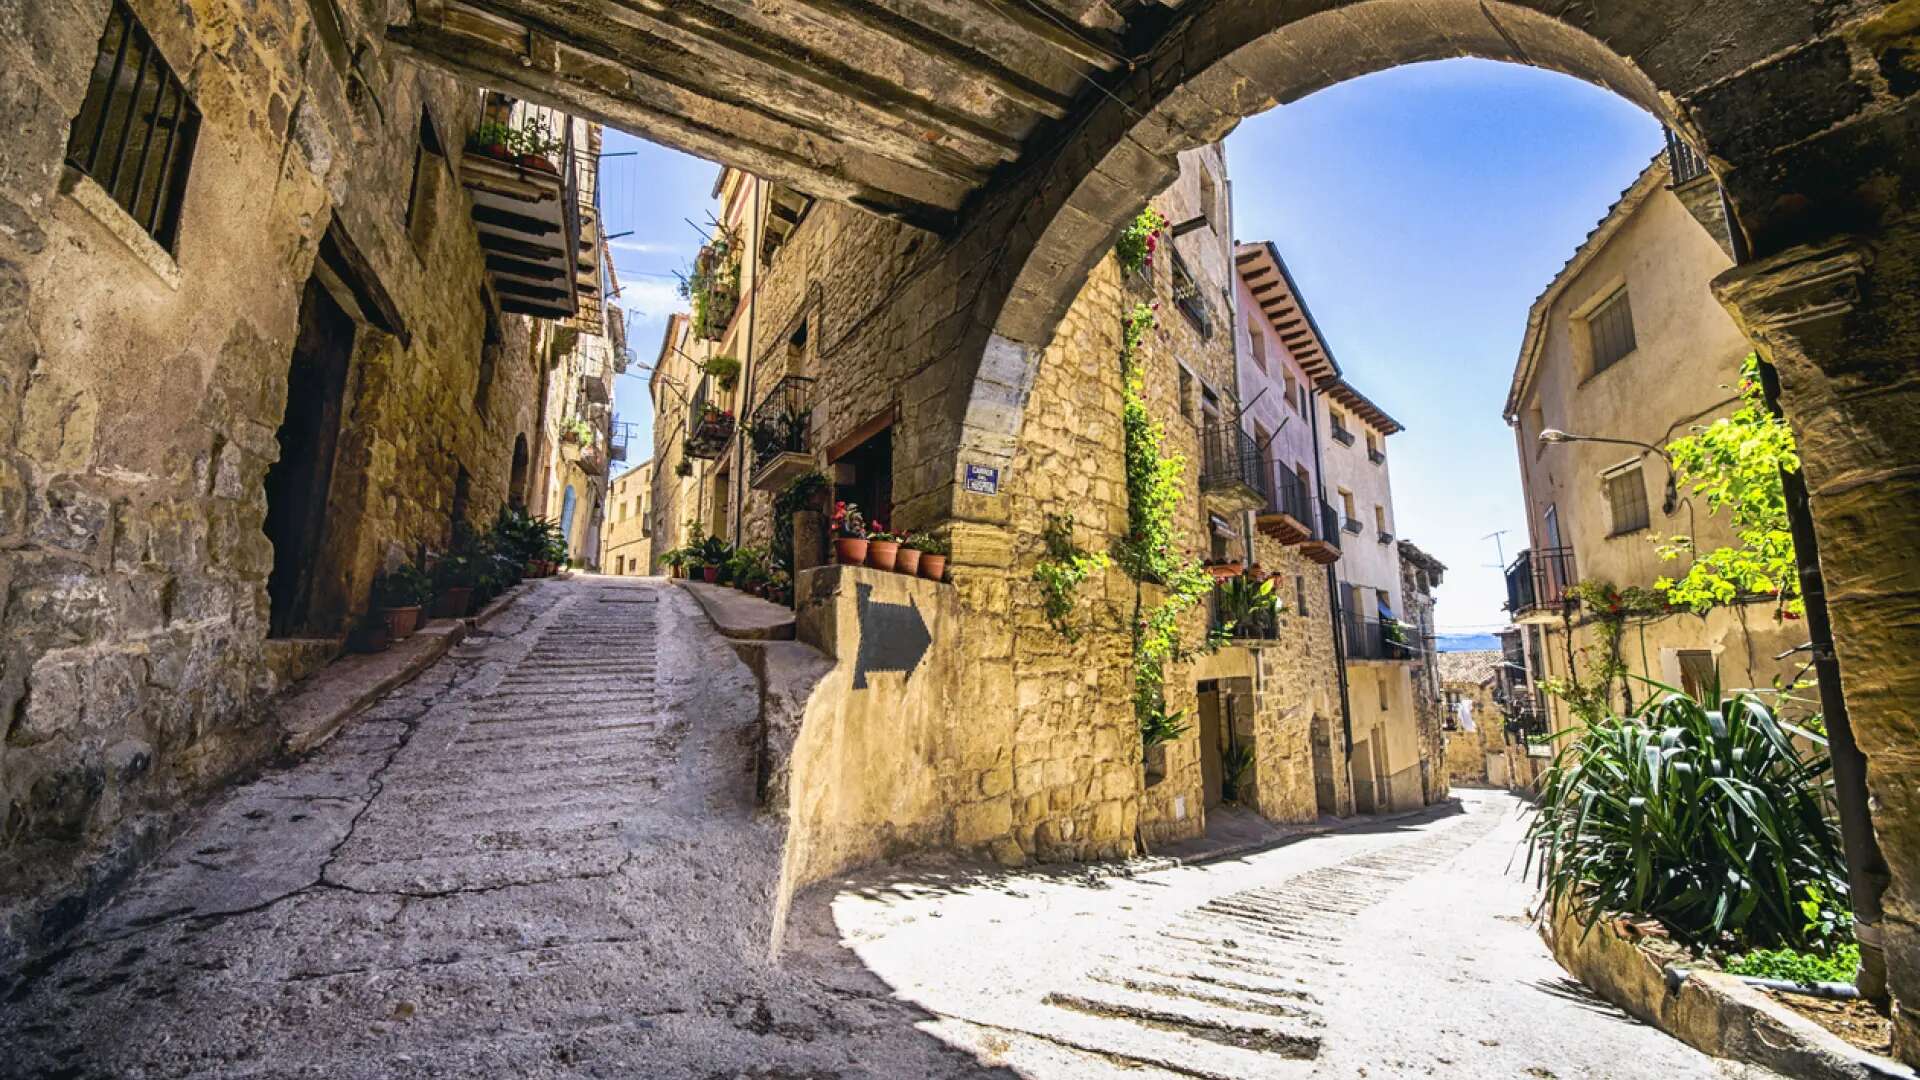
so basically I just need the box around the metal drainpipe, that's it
[1755,358,1890,1002]
[731,179,763,549]
[1308,386,1355,760]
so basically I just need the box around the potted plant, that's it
[1203,557,1244,581]
[675,457,694,478]
[432,552,478,617]
[373,564,432,638]
[702,354,742,393]
[351,610,394,654]
[865,524,903,573]
[466,120,515,163]
[698,534,731,584]
[894,533,922,577]
[910,534,949,582]
[830,501,867,566]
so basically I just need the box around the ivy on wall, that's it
[1115,301,1219,749]
[1538,579,1668,725]
[1033,514,1109,641]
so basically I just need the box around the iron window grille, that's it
[1587,286,1637,375]
[65,0,201,251]
[1605,465,1651,535]
[1170,250,1210,336]
[748,374,814,475]
[1665,128,1710,186]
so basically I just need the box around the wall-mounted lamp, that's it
[1537,428,1677,514]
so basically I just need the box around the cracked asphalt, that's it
[2,576,1773,1078]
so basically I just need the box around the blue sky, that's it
[600,58,1664,631]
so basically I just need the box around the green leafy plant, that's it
[1539,580,1669,724]
[1115,206,1168,276]
[374,564,433,608]
[772,470,830,571]
[726,545,774,589]
[1221,741,1255,803]
[560,417,596,447]
[1033,514,1110,641]
[1725,943,1859,985]
[1113,302,1218,748]
[702,354,742,392]
[466,116,562,160]
[679,226,742,340]
[1139,702,1190,750]
[1526,686,1847,953]
[675,458,694,478]
[830,501,866,540]
[1216,573,1283,639]
[1656,355,1803,620]
[906,534,949,556]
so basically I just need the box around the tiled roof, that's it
[1437,650,1502,687]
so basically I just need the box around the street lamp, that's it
[1538,428,1677,514]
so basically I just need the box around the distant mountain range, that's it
[1434,633,1502,652]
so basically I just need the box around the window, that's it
[1366,431,1384,464]
[1247,315,1267,371]
[406,108,447,249]
[1177,366,1195,421]
[1171,250,1210,336]
[1283,371,1298,410]
[1374,504,1388,537]
[1587,286,1637,375]
[1528,403,1546,457]
[1377,676,1390,711]
[1543,503,1563,549]
[1340,488,1356,519]
[1198,166,1219,229]
[1295,574,1307,618]
[64,0,202,251]
[1298,383,1311,416]
[1678,650,1717,699]
[1330,408,1354,445]
[1605,465,1650,535]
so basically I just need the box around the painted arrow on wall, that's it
[853,583,931,689]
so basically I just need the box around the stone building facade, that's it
[601,460,653,576]
[1438,650,1506,787]
[0,0,596,964]
[1502,155,1811,736]
[654,144,1451,881]
[1398,540,1449,804]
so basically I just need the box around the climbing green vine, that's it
[1115,302,1217,749]
[1115,207,1167,277]
[1033,514,1109,641]
[1656,355,1803,620]
[1538,579,1667,725]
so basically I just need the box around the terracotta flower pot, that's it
[702,565,721,583]
[520,153,557,173]
[1207,562,1243,581]
[354,621,393,654]
[382,605,422,640]
[918,554,946,582]
[866,540,900,572]
[433,587,473,619]
[833,537,869,566]
[895,548,922,576]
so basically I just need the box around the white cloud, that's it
[607,239,685,255]
[610,278,685,322]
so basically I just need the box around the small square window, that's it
[1171,250,1210,336]
[64,1,201,251]
[1606,465,1650,535]
[1177,367,1195,421]
[1678,649,1717,700]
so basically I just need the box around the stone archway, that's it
[900,0,1920,1054]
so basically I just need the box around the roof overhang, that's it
[1234,240,1340,383]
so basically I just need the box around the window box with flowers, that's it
[686,403,735,459]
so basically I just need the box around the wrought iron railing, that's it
[609,419,637,462]
[1331,423,1355,447]
[1211,582,1282,641]
[1263,465,1312,524]
[685,379,733,459]
[1505,546,1577,616]
[749,375,814,476]
[1319,500,1342,551]
[1344,613,1413,661]
[1368,447,1385,465]
[1342,516,1363,535]
[1200,423,1267,501]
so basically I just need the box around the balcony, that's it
[463,100,582,320]
[1342,516,1364,536]
[1298,499,1342,565]
[1344,612,1414,663]
[1505,546,1577,623]
[1255,468,1313,544]
[1368,447,1385,465]
[684,380,734,460]
[1503,690,1553,749]
[1376,529,1393,545]
[1199,423,1267,514]
[1331,424,1355,447]
[749,375,815,491]
[1209,580,1282,642]
[609,419,637,463]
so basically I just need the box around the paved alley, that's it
[5,577,1766,1078]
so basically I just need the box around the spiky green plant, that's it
[1526,687,1846,952]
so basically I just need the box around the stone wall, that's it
[1242,540,1342,824]
[1442,678,1504,787]
[0,0,550,963]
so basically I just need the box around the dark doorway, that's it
[264,276,355,637]
[509,434,530,507]
[832,422,893,531]
[1311,716,1339,816]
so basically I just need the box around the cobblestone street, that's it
[5,577,1768,1078]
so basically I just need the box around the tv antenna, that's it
[1481,529,1510,569]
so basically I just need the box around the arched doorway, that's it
[508,433,530,508]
